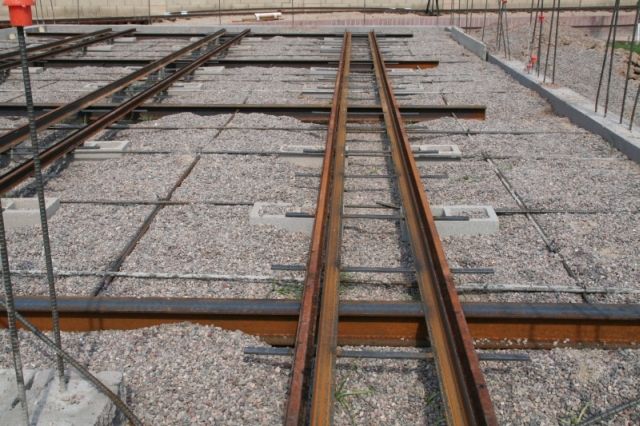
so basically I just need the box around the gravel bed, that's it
[5,204,151,272]
[173,155,318,206]
[44,154,194,201]
[419,159,518,208]
[536,213,640,303]
[471,20,640,126]
[442,215,579,303]
[497,158,640,211]
[0,324,288,425]
[121,205,310,277]
[214,128,325,152]
[483,348,640,425]
[10,275,98,297]
[334,346,444,425]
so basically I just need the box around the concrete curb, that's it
[446,27,640,164]
[447,26,487,60]
[487,54,640,164]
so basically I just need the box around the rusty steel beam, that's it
[0,30,249,195]
[28,57,438,70]
[0,29,111,61]
[1,297,638,349]
[0,29,136,72]
[285,32,351,426]
[306,33,351,426]
[0,103,485,123]
[369,31,497,424]
[0,29,226,154]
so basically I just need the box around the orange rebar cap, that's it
[3,0,34,27]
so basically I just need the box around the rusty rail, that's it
[0,29,111,61]
[369,31,497,424]
[1,297,638,349]
[284,31,351,426]
[0,30,249,195]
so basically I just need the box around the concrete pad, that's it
[86,44,113,52]
[1,197,60,229]
[415,144,462,161]
[167,82,203,95]
[278,145,324,168]
[432,205,499,237]
[249,202,313,235]
[75,140,130,160]
[0,369,124,426]
[196,66,225,75]
[448,26,488,60]
[114,36,137,43]
[189,37,201,42]
[0,369,35,414]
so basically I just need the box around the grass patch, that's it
[613,41,640,54]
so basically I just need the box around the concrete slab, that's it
[167,82,203,95]
[1,197,60,229]
[415,144,462,161]
[432,205,499,237]
[447,26,488,60]
[0,369,35,414]
[249,202,313,235]
[86,44,113,52]
[195,66,225,75]
[75,140,130,160]
[278,145,324,168]
[0,369,124,426]
[114,36,137,43]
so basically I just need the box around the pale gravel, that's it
[443,215,579,304]
[121,205,310,277]
[45,154,194,201]
[5,204,151,272]
[0,324,288,425]
[536,213,640,303]
[496,158,640,211]
[483,348,640,425]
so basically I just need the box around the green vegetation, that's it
[613,41,640,54]
[334,377,374,426]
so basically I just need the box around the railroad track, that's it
[0,27,639,425]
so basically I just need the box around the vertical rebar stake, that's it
[0,208,29,424]
[15,25,65,389]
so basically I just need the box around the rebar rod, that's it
[16,26,65,387]
[552,0,561,83]
[536,0,545,76]
[596,0,619,112]
[0,299,143,426]
[543,0,556,82]
[0,211,29,424]
[604,0,621,116]
[620,0,640,123]
[481,0,488,41]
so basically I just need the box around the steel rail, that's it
[0,29,227,153]
[27,31,414,39]
[284,31,351,426]
[0,29,110,61]
[1,297,638,349]
[0,30,249,195]
[29,57,438,70]
[307,32,350,426]
[0,103,486,123]
[0,29,136,72]
[369,31,497,424]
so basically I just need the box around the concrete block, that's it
[167,82,203,95]
[249,202,313,235]
[75,140,130,160]
[114,36,137,43]
[195,66,225,75]
[0,369,124,426]
[432,205,499,237]
[1,197,60,229]
[487,53,640,165]
[189,37,201,42]
[448,26,488,60]
[28,66,44,74]
[86,44,113,52]
[278,145,324,168]
[83,82,103,90]
[0,369,35,414]
[415,144,462,160]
